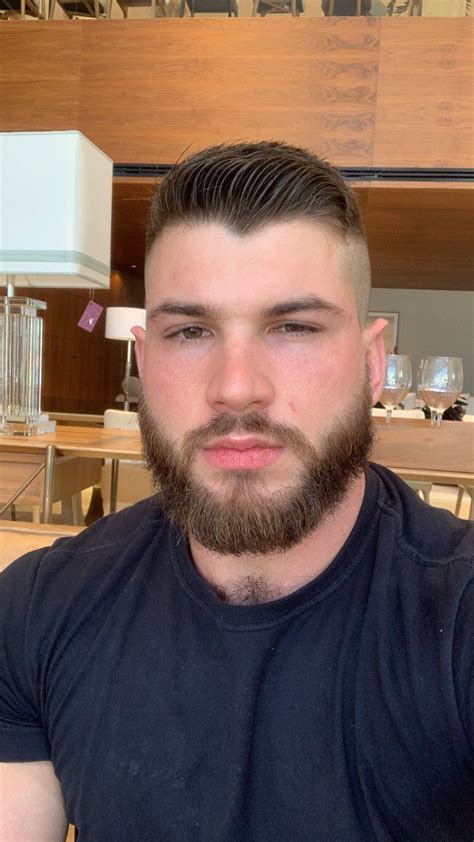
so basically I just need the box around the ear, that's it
[131,326,145,378]
[362,318,387,405]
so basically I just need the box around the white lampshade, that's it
[0,131,113,289]
[105,307,146,341]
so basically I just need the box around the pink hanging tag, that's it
[78,301,104,333]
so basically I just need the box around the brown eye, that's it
[181,326,204,340]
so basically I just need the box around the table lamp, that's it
[105,307,146,410]
[0,130,113,435]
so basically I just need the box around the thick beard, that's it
[138,382,374,556]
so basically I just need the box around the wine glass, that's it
[379,354,412,424]
[418,356,463,428]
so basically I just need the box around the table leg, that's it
[110,459,120,514]
[0,462,45,517]
[42,444,56,524]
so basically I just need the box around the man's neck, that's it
[189,474,367,605]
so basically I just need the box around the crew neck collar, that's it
[169,466,381,630]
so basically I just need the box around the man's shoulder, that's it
[52,495,165,558]
[370,463,474,572]
[1,496,171,600]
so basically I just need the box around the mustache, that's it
[180,411,316,464]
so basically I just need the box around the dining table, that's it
[372,416,473,485]
[0,425,143,523]
[0,418,472,524]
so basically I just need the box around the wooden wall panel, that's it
[365,186,474,290]
[374,18,474,168]
[111,180,153,270]
[0,23,82,130]
[78,18,379,165]
[1,18,379,165]
[1,18,472,168]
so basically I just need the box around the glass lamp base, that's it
[0,413,57,437]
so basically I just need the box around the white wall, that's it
[369,288,474,394]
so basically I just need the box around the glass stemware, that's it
[418,356,463,428]
[379,354,412,424]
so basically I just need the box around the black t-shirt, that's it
[1,465,473,841]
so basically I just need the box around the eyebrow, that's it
[148,295,345,321]
[261,296,345,319]
[148,300,220,319]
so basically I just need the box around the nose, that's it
[205,341,275,414]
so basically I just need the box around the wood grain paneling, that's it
[365,186,474,290]
[78,18,379,165]
[1,18,472,167]
[374,18,474,168]
[1,18,379,165]
[0,23,82,130]
[111,180,154,269]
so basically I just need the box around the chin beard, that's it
[138,382,374,556]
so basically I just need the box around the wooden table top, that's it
[0,426,143,461]
[0,418,472,479]
[372,417,473,477]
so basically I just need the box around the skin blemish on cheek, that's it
[288,401,297,414]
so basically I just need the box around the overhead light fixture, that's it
[0,130,113,435]
[105,307,146,411]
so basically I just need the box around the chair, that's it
[407,0,423,14]
[406,481,432,504]
[321,0,371,15]
[101,409,153,514]
[179,0,237,15]
[48,0,111,17]
[253,0,302,14]
[0,0,44,18]
[116,0,170,17]
[455,486,474,520]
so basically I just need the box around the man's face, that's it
[134,220,384,554]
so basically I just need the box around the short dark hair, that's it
[146,140,370,321]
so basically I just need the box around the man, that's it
[1,141,473,841]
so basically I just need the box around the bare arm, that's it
[0,761,68,842]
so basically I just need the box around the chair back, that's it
[326,0,364,14]
[101,410,152,513]
[103,409,140,431]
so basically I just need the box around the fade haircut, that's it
[146,141,371,323]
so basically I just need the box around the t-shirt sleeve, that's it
[453,577,474,758]
[0,550,52,761]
